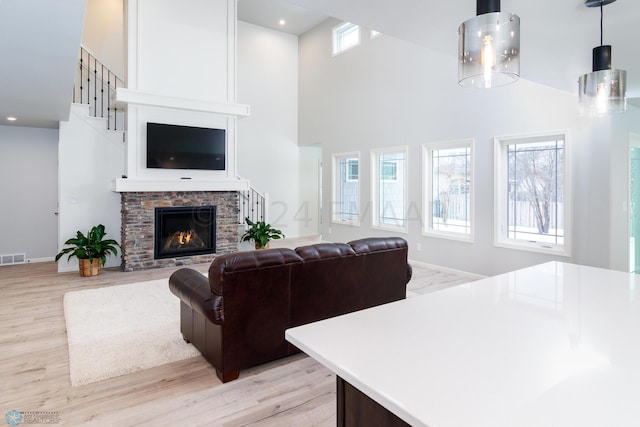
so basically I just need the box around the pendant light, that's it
[578,0,626,116]
[458,0,520,88]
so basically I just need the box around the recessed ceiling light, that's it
[6,116,17,121]
[279,19,286,26]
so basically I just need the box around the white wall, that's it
[57,105,125,272]
[237,21,321,238]
[299,18,640,276]
[0,125,58,261]
[122,0,240,182]
[133,0,230,102]
[82,0,125,78]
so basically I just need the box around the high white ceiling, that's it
[241,0,640,103]
[238,0,328,36]
[1,0,637,129]
[0,0,87,129]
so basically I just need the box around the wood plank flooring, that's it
[0,262,335,426]
[0,248,478,426]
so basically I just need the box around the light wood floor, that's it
[0,247,478,426]
[0,261,336,426]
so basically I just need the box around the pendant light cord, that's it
[600,2,604,46]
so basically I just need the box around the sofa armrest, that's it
[169,268,225,324]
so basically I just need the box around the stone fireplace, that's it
[120,191,239,271]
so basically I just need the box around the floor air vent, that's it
[1,253,26,266]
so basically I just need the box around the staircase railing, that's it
[73,46,125,131]
[238,182,268,225]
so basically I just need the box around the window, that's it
[332,153,360,224]
[332,22,360,55]
[346,159,359,182]
[423,140,474,240]
[495,132,569,255]
[372,147,407,231]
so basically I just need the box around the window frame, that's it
[494,131,571,256]
[371,146,408,233]
[332,22,361,56]
[332,151,361,226]
[423,139,475,242]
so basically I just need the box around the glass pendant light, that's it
[578,0,626,116]
[458,0,520,88]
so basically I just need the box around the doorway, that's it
[630,134,640,273]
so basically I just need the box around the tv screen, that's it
[146,122,226,171]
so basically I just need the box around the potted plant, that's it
[241,217,285,249]
[55,224,120,276]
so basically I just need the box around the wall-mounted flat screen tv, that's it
[146,122,226,171]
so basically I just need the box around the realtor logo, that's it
[4,410,59,425]
[5,411,22,426]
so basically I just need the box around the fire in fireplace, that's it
[154,206,216,259]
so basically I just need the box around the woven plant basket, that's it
[78,258,101,277]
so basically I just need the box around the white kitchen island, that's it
[285,261,640,427]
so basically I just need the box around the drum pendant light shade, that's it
[578,0,627,116]
[458,0,520,88]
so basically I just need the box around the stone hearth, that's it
[120,191,239,271]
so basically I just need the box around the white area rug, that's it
[63,279,201,387]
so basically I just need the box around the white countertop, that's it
[285,261,640,427]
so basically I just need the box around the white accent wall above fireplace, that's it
[115,0,249,192]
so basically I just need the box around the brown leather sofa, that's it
[168,237,412,382]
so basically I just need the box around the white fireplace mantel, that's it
[111,178,249,193]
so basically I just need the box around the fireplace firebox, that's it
[154,206,216,259]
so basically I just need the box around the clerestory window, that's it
[332,22,360,55]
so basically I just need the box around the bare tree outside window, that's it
[507,139,564,244]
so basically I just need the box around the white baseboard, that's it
[27,257,55,264]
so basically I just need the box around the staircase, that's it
[73,47,126,132]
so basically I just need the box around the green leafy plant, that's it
[55,224,120,266]
[241,217,284,249]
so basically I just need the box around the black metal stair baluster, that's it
[85,51,91,106]
[100,64,104,118]
[79,48,83,104]
[107,72,111,130]
[113,79,118,131]
[93,56,98,117]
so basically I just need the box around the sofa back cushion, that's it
[348,237,410,307]
[208,248,303,370]
[290,242,367,327]
[208,248,302,295]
